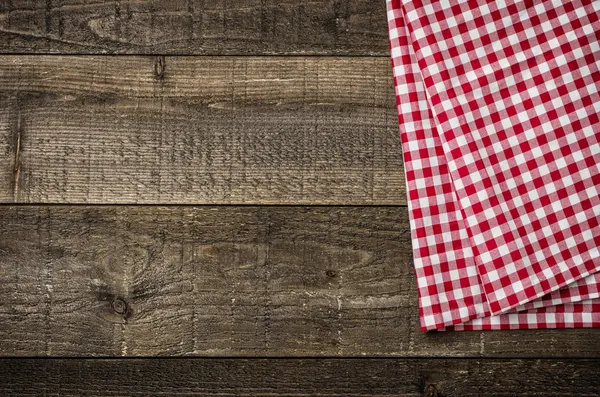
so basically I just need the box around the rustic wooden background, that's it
[0,0,598,395]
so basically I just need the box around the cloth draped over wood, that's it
[387,0,600,330]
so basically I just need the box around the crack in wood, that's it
[11,112,22,202]
[154,55,166,80]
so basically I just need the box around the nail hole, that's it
[111,297,128,315]
[325,270,337,278]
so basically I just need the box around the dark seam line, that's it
[0,203,409,208]
[0,53,392,58]
[0,356,593,360]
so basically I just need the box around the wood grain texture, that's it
[1,358,599,396]
[1,205,599,358]
[0,0,388,55]
[0,55,404,205]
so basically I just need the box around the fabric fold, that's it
[387,0,600,330]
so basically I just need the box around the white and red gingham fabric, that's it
[387,0,600,330]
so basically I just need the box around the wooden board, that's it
[1,358,599,396]
[0,0,389,55]
[4,0,597,392]
[0,55,404,205]
[1,205,599,358]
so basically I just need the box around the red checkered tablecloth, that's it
[387,0,600,330]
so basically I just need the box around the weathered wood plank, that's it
[1,205,599,357]
[0,55,404,205]
[1,358,599,396]
[0,0,389,55]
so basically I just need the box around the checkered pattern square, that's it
[387,0,600,330]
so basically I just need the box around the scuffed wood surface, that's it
[0,55,404,205]
[1,205,599,357]
[3,0,594,392]
[0,0,389,55]
[1,358,599,396]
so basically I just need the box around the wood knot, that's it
[111,297,129,316]
[424,384,440,397]
[325,270,337,278]
[154,55,166,80]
